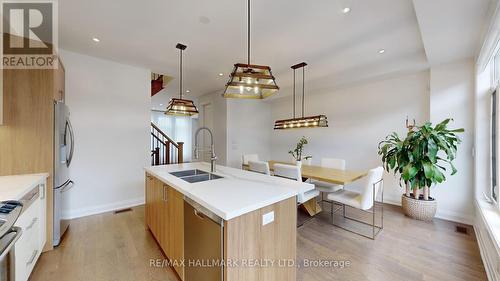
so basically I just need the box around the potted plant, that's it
[289,136,310,167]
[378,119,464,221]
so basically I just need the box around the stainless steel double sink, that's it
[169,169,223,183]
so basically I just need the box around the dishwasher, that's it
[184,198,224,281]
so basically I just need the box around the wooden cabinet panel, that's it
[224,197,297,281]
[144,174,185,280]
[152,178,163,241]
[169,188,184,280]
[145,174,154,229]
[159,183,169,254]
[54,61,65,102]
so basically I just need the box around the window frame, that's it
[491,89,499,207]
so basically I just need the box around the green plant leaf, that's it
[402,164,418,181]
[423,161,434,179]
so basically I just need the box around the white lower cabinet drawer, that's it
[14,190,43,281]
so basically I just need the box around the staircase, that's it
[151,122,184,165]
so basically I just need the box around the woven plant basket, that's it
[401,194,437,221]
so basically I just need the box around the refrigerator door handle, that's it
[54,179,73,190]
[64,120,75,167]
[61,180,74,193]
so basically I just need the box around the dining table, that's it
[242,160,369,216]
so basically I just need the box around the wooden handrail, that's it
[151,122,179,148]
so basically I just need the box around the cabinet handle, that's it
[163,185,168,202]
[194,209,205,220]
[40,184,45,199]
[26,217,38,230]
[26,250,38,266]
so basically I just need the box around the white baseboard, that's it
[383,196,474,225]
[62,197,145,219]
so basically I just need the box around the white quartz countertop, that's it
[0,173,49,201]
[145,162,314,220]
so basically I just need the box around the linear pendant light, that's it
[165,43,199,117]
[223,0,279,99]
[274,62,328,130]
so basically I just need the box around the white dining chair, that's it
[242,154,259,166]
[313,158,346,204]
[248,160,270,175]
[273,163,320,227]
[273,163,302,181]
[327,166,384,239]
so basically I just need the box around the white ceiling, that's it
[413,0,491,66]
[58,0,490,108]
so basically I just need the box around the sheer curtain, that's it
[151,111,192,162]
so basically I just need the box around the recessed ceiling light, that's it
[342,7,351,14]
[92,37,100,42]
[186,90,191,93]
[159,103,163,106]
[378,49,386,54]
[218,73,224,77]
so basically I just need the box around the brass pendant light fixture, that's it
[274,62,328,130]
[165,43,199,117]
[223,0,279,99]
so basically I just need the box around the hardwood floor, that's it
[30,204,487,281]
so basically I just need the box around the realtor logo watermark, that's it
[1,1,58,69]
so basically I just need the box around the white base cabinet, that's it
[14,180,47,281]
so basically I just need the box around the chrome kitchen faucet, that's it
[194,127,217,173]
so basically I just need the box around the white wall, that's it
[226,99,272,168]
[429,59,475,223]
[195,91,227,165]
[475,60,493,199]
[271,71,431,207]
[60,49,150,219]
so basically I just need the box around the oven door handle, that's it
[0,227,22,261]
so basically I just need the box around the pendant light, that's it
[223,0,279,99]
[165,43,199,117]
[274,62,328,130]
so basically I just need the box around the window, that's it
[492,90,498,202]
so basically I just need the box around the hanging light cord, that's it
[179,48,183,100]
[302,65,305,118]
[293,68,296,118]
[247,0,251,66]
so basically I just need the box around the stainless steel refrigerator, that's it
[53,102,74,247]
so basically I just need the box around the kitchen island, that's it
[144,162,314,281]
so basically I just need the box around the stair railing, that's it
[151,122,184,165]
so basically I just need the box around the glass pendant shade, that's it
[165,43,199,117]
[165,98,199,117]
[274,115,328,130]
[223,0,279,99]
[223,63,279,99]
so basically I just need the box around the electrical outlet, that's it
[262,211,275,226]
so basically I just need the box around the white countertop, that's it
[145,162,314,220]
[0,173,49,201]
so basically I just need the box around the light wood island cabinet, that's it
[145,173,185,279]
[145,172,297,281]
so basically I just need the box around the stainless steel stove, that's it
[0,201,23,281]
